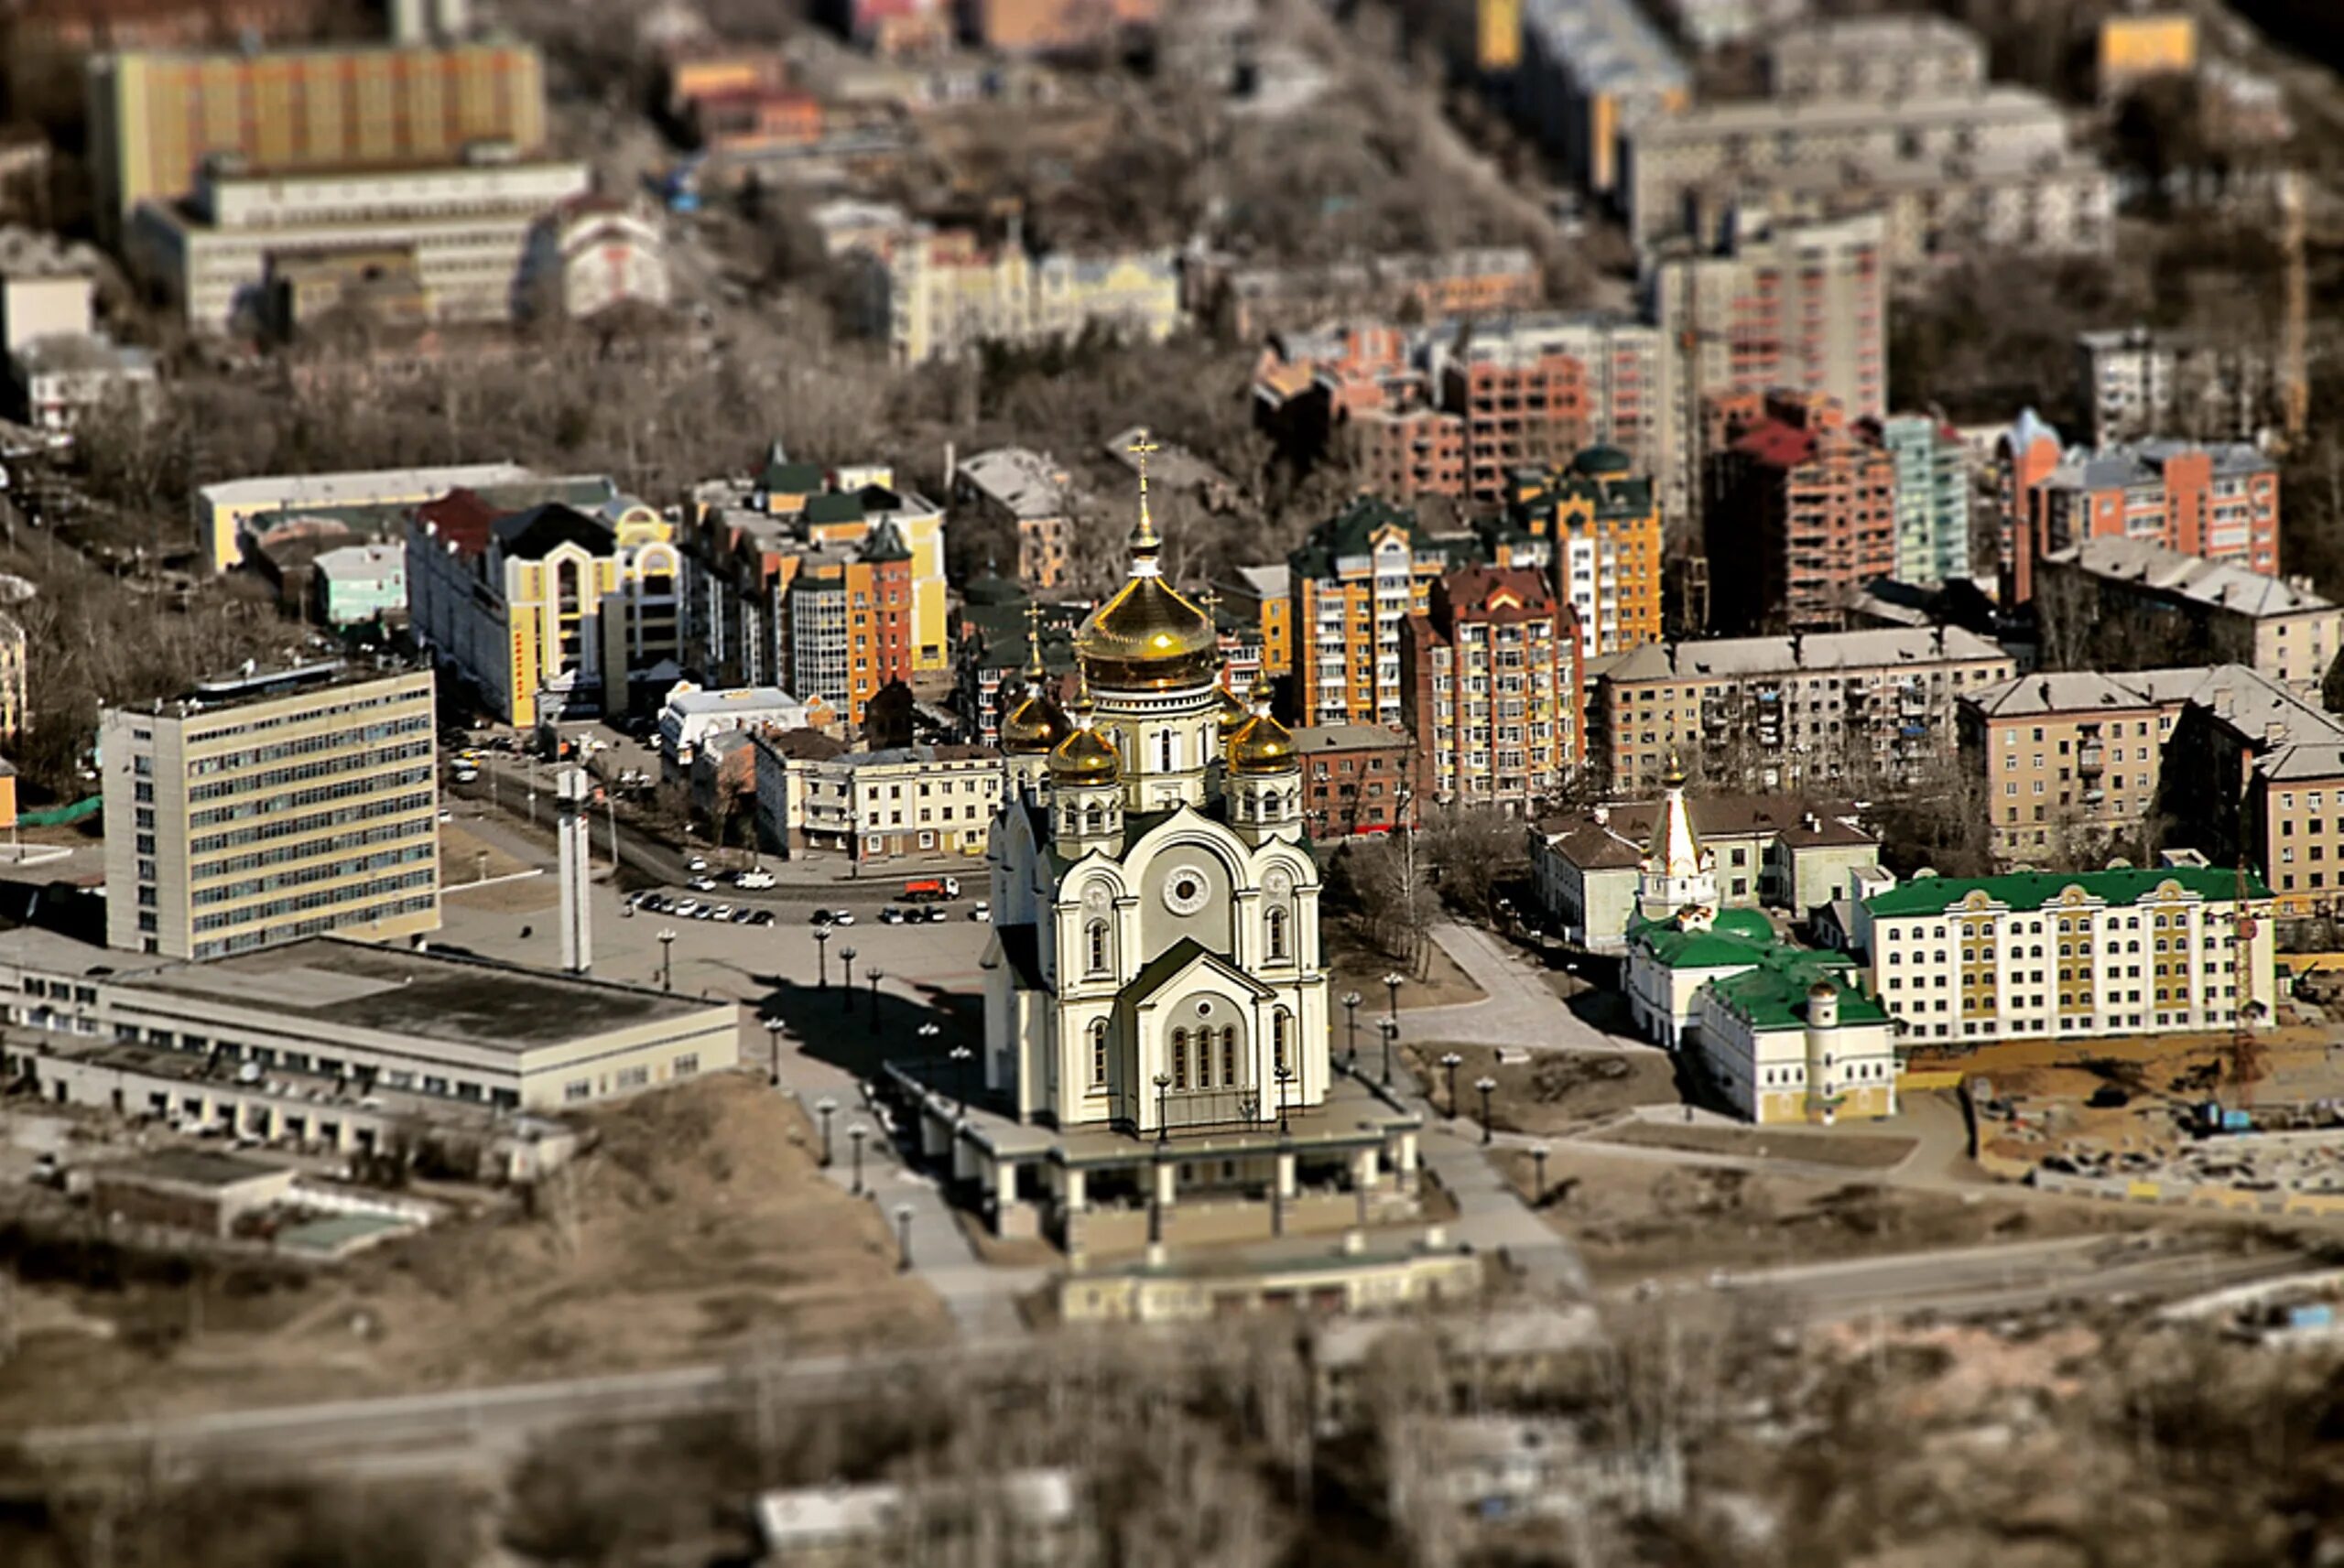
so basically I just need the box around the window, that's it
[1266,907,1288,961]
[1273,1010,1291,1075]
[1087,919,1110,974]
[674,1054,700,1077]
[564,1079,591,1102]
[1221,1027,1237,1087]
[1090,1020,1108,1087]
[1172,1028,1189,1090]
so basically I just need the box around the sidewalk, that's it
[1397,921,1650,1055]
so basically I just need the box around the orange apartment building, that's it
[1217,564,1295,678]
[87,42,548,239]
[1705,390,1897,633]
[783,525,914,730]
[1504,445,1665,663]
[2008,437,2280,604]
[962,0,1160,52]
[1401,565,1584,813]
[1287,496,1463,729]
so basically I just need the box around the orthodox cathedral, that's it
[982,435,1331,1136]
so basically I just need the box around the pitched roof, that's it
[494,503,616,561]
[1601,626,2008,684]
[2047,535,2332,618]
[1122,935,1275,1003]
[1865,865,2270,918]
[803,492,866,525]
[1289,495,1432,579]
[1707,947,1887,1032]
[1628,918,1777,970]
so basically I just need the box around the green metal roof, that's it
[1864,866,2268,918]
[1706,947,1886,1033]
[1288,495,1433,579]
[1626,916,1777,971]
[803,492,866,525]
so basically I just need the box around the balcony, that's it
[2078,746,2105,773]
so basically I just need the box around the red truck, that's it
[901,876,961,903]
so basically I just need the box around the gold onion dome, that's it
[1074,427,1219,690]
[1228,679,1297,775]
[1001,684,1071,753]
[1049,723,1121,783]
[1213,682,1251,736]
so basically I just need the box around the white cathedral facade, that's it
[981,469,1330,1137]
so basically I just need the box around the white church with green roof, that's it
[1624,756,1901,1124]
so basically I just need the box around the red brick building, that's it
[1400,566,1582,816]
[1292,725,1415,839]
[2010,438,2280,605]
[1705,391,1898,634]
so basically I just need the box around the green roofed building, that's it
[1850,860,2278,1047]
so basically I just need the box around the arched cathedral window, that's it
[1171,1028,1190,1090]
[1266,907,1289,962]
[1086,919,1110,974]
[1089,1020,1109,1087]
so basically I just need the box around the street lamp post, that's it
[1383,970,1405,1025]
[866,968,885,1036]
[1530,1141,1549,1206]
[1154,1072,1171,1143]
[1476,1076,1497,1144]
[848,1122,869,1197]
[894,1203,914,1272]
[1440,1052,1464,1119]
[657,928,677,993]
[1275,1064,1294,1136]
[815,926,830,989]
[1340,990,1362,1071]
[816,1095,838,1167]
[840,946,858,1012]
[1148,1141,1167,1244]
[761,1015,783,1087]
[949,1043,973,1114]
[1378,1017,1398,1087]
[1272,1131,1290,1238]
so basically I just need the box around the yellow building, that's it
[1288,496,1457,729]
[195,460,535,576]
[1478,0,1522,71]
[762,460,950,675]
[879,227,1179,366]
[1219,564,1293,678]
[407,486,684,727]
[1507,446,1663,664]
[2099,14,2198,99]
[98,665,440,959]
[87,42,548,240]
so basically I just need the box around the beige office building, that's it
[100,664,440,959]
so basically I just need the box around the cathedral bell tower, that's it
[1047,681,1123,857]
[999,602,1069,802]
[1225,676,1303,846]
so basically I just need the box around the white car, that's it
[733,869,776,890]
[688,875,717,892]
[673,900,701,918]
[969,902,990,921]
[686,855,709,872]
[710,904,735,921]
[830,910,856,926]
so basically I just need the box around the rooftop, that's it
[116,937,723,1053]
[1292,724,1409,754]
[1866,865,2271,918]
[94,1149,289,1190]
[201,461,533,512]
[158,659,423,715]
[2044,438,2276,491]
[1963,665,2344,745]
[1708,946,1891,1033]
[1769,14,1982,56]
[1601,626,2008,684]
[957,447,1071,518]
[1633,84,2068,145]
[2046,535,2331,617]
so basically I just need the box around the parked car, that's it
[830,910,856,926]
[688,875,717,892]
[968,903,990,921]
[749,910,775,926]
[692,904,718,921]
[926,906,950,923]
[673,900,702,918]
[686,855,709,872]
[811,908,835,925]
[880,907,908,925]
[733,869,776,890]
[729,908,756,925]
[710,905,735,922]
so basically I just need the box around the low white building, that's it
[757,740,1001,861]
[516,196,671,321]
[657,680,828,777]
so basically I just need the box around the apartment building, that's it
[0,610,26,746]
[1288,497,1468,729]
[2074,327,2274,448]
[782,743,1001,860]
[1959,671,2182,865]
[407,485,684,726]
[1644,212,1888,526]
[1658,0,1810,52]
[2248,748,2344,914]
[686,452,950,690]
[2035,535,2341,697]
[1218,564,1294,678]
[1514,0,1690,196]
[782,524,916,730]
[874,226,1177,364]
[1849,865,2276,1046]
[1706,392,1897,633]
[953,446,1074,590]
[126,150,592,335]
[88,43,548,239]
[1293,725,1415,838]
[99,664,440,960]
[1992,407,2064,590]
[2011,438,2280,603]
[1186,247,1541,341]
[1621,88,2111,266]
[1256,312,1669,509]
[1400,566,1581,814]
[1503,445,1664,662]
[196,460,533,577]
[1871,413,1970,587]
[950,590,1080,748]
[1587,625,2013,793]
[1763,15,1985,101]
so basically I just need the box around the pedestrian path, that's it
[1397,922,1650,1055]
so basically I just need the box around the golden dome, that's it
[1213,682,1251,736]
[1229,712,1297,775]
[1076,576,1219,690]
[1048,723,1121,783]
[1001,683,1071,754]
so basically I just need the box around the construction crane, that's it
[2230,859,2265,1108]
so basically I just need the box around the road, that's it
[1397,921,1651,1054]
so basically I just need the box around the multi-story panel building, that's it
[126,151,593,336]
[407,486,685,726]
[1959,671,2182,866]
[1288,497,1467,729]
[88,43,548,240]
[1401,566,1581,814]
[1620,88,2112,266]
[1588,625,2013,793]
[1706,392,1897,633]
[1850,865,2276,1047]
[1763,14,1985,101]
[99,664,440,960]
[2075,327,2274,448]
[953,447,1074,590]
[1645,212,1888,527]
[2249,747,2344,915]
[1293,724,1415,838]
[1503,445,1664,662]
[2035,535,2342,697]
[1514,0,1690,197]
[1869,413,1970,587]
[2013,438,2280,603]
[0,609,26,745]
